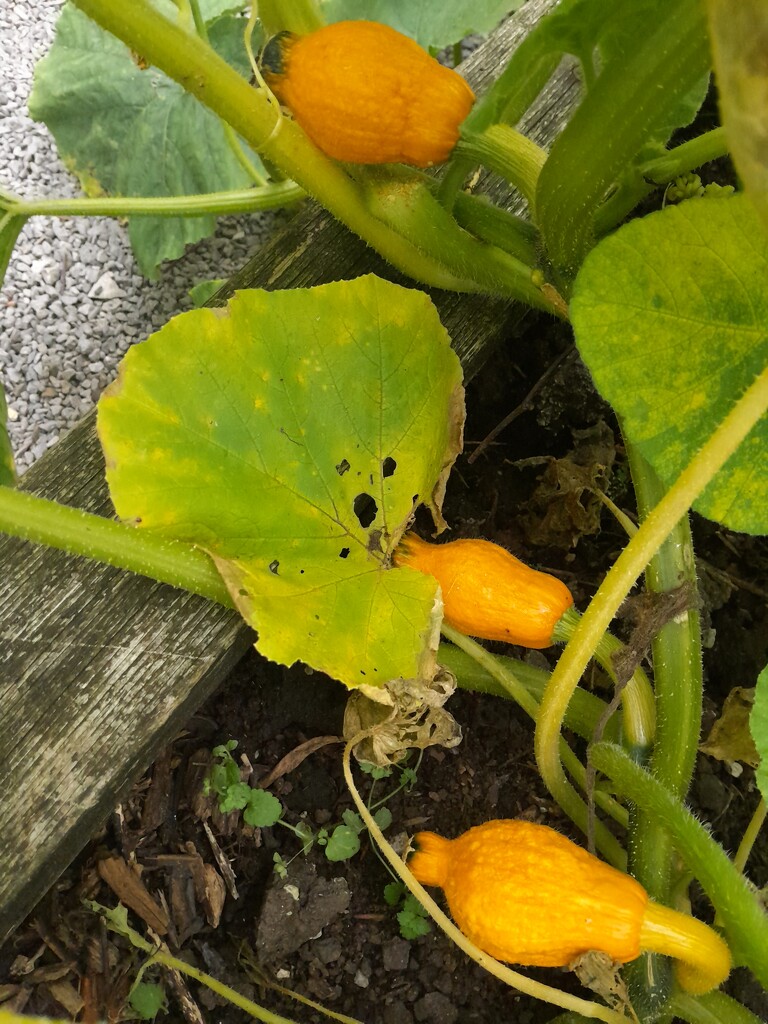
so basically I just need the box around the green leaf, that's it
[324,823,361,861]
[98,276,463,687]
[29,5,262,277]
[706,0,768,235]
[273,852,289,878]
[383,881,405,907]
[129,981,166,1021]
[373,806,393,830]
[359,761,393,779]
[341,809,365,833]
[199,0,248,18]
[0,207,27,295]
[218,780,252,812]
[0,378,17,487]
[320,0,523,50]
[295,820,316,852]
[397,895,431,939]
[189,278,228,307]
[751,664,768,805]
[571,195,768,534]
[243,789,283,827]
[535,0,710,276]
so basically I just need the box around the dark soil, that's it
[2,306,767,1024]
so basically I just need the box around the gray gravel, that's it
[1,0,279,472]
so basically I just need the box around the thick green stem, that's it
[455,126,547,217]
[536,0,711,285]
[590,742,768,987]
[553,607,656,754]
[452,191,539,266]
[441,623,629,862]
[8,182,304,218]
[257,0,324,35]
[621,449,703,1020]
[534,367,768,861]
[669,990,766,1024]
[627,449,702,877]
[640,128,729,185]
[68,0,477,294]
[0,488,232,607]
[594,128,730,238]
[69,0,560,307]
[438,643,622,745]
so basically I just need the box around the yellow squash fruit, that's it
[393,534,574,648]
[262,20,475,167]
[409,819,731,994]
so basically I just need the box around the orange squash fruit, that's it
[393,534,574,648]
[410,819,648,967]
[262,21,475,167]
[409,819,732,994]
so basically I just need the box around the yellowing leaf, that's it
[98,276,464,687]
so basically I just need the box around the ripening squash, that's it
[262,20,475,167]
[393,534,574,648]
[409,819,732,994]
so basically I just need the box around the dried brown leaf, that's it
[97,855,169,935]
[700,687,759,767]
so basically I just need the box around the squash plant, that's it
[1,1,767,1023]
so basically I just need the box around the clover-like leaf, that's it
[324,824,361,861]
[571,195,768,534]
[243,789,283,828]
[98,276,464,687]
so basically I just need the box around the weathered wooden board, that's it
[0,0,577,945]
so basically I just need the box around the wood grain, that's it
[0,0,577,945]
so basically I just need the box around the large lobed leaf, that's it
[571,195,768,535]
[321,0,523,50]
[98,276,464,687]
[29,3,260,278]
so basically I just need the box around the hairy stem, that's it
[590,742,768,986]
[534,367,768,854]
[0,488,232,607]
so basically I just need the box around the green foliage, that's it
[383,882,432,939]
[360,762,394,781]
[188,278,228,307]
[243,790,283,827]
[204,741,283,825]
[397,894,432,939]
[0,381,16,487]
[324,822,362,861]
[751,664,768,805]
[0,203,27,294]
[706,0,768,234]
[571,195,768,534]
[129,981,166,1020]
[29,3,262,277]
[535,0,710,277]
[97,276,463,687]
[320,0,523,50]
